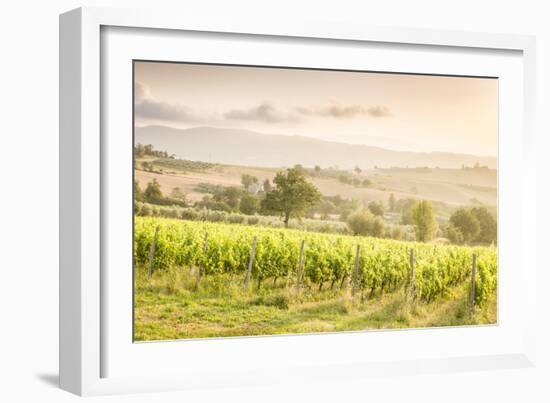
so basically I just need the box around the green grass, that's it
[134,266,496,341]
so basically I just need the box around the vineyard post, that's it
[469,253,477,312]
[147,225,159,279]
[352,244,360,296]
[194,232,208,290]
[407,248,414,303]
[296,240,305,292]
[244,236,257,290]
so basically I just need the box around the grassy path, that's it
[134,267,496,341]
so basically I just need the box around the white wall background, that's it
[0,1,548,402]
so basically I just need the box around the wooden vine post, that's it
[244,236,257,290]
[407,248,415,303]
[147,225,160,279]
[295,240,305,292]
[352,244,360,296]
[194,232,208,290]
[469,253,477,313]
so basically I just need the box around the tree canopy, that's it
[411,200,438,242]
[261,168,321,227]
[449,208,480,244]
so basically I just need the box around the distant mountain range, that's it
[135,125,497,170]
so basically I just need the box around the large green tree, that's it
[411,200,438,242]
[261,168,321,227]
[470,207,497,244]
[144,179,163,204]
[449,208,480,243]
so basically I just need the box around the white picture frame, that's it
[59,6,537,396]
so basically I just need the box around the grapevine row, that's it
[134,217,497,305]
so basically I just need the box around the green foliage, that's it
[261,168,321,227]
[470,207,497,244]
[239,193,260,215]
[144,179,163,204]
[134,143,170,158]
[194,182,227,194]
[445,224,464,244]
[263,179,272,192]
[388,193,396,212]
[139,180,186,207]
[134,217,497,307]
[135,202,350,234]
[134,180,144,202]
[368,201,385,217]
[450,208,480,244]
[474,252,497,305]
[152,158,216,172]
[399,198,417,225]
[241,173,259,189]
[213,186,243,210]
[361,178,372,187]
[170,187,186,203]
[346,210,384,237]
[411,200,438,242]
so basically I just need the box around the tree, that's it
[411,200,438,242]
[239,193,259,215]
[346,209,384,237]
[170,187,186,202]
[445,224,464,244]
[399,198,417,225]
[261,168,321,227]
[449,208,480,244]
[470,207,497,244]
[361,178,372,187]
[263,179,272,192]
[214,186,242,210]
[368,201,384,217]
[144,179,163,204]
[314,165,321,177]
[354,166,362,175]
[388,193,396,212]
[241,174,258,189]
[134,180,143,202]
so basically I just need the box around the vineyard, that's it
[134,217,497,340]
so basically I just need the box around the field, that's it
[134,217,497,341]
[134,161,497,210]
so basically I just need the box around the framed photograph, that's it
[60,7,537,396]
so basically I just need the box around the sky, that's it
[134,61,498,157]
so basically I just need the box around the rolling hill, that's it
[135,125,497,170]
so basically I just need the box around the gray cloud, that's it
[295,104,391,119]
[224,103,301,124]
[134,82,201,122]
[134,82,391,124]
[366,106,391,118]
[135,99,195,121]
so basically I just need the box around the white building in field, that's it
[247,182,264,194]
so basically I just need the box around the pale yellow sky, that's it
[134,61,498,157]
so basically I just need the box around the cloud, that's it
[134,82,201,122]
[134,82,151,102]
[295,104,391,119]
[224,103,301,124]
[366,106,391,118]
[135,99,195,121]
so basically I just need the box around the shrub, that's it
[228,214,245,224]
[247,216,259,225]
[251,293,289,309]
[179,208,199,221]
